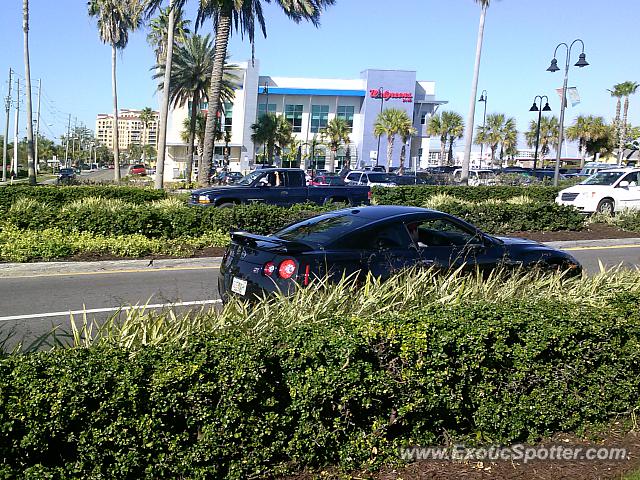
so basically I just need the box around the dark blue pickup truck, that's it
[190,168,371,207]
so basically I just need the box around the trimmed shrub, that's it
[372,185,561,205]
[1,292,640,478]
[0,185,167,212]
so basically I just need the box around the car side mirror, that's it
[618,180,630,188]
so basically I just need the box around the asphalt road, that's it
[0,244,639,351]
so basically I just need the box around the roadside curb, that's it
[0,257,221,278]
[543,238,640,249]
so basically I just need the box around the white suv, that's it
[344,171,397,187]
[556,168,640,214]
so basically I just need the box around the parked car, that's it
[556,168,640,214]
[362,166,387,172]
[391,174,428,185]
[424,166,459,174]
[56,167,76,184]
[310,174,345,186]
[453,168,497,186]
[218,205,582,301]
[343,171,397,187]
[129,164,146,176]
[190,168,370,207]
[565,162,614,178]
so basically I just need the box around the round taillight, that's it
[263,262,276,276]
[278,259,297,279]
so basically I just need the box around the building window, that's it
[310,104,329,133]
[420,113,428,125]
[336,105,355,130]
[285,104,303,133]
[222,102,233,132]
[257,103,277,117]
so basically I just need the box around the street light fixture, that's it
[529,95,551,173]
[375,86,384,168]
[478,90,488,169]
[547,39,589,186]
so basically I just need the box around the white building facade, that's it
[163,60,447,181]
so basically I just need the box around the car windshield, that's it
[275,213,371,245]
[582,171,625,186]
[316,176,344,185]
[367,173,394,183]
[236,170,265,186]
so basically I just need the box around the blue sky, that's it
[1,0,639,154]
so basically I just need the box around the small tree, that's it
[320,117,350,173]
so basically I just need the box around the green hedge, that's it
[372,185,561,205]
[1,294,639,478]
[0,185,167,212]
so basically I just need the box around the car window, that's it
[284,171,305,187]
[407,218,481,247]
[276,213,372,245]
[621,172,640,186]
[237,170,265,186]
[366,173,393,183]
[583,172,625,186]
[339,222,413,250]
[346,173,361,182]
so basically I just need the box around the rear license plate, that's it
[231,277,247,296]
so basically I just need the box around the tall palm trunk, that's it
[620,96,630,164]
[461,2,487,185]
[614,97,622,165]
[23,0,36,185]
[142,122,147,165]
[200,11,231,186]
[579,141,587,168]
[448,137,455,166]
[185,93,199,184]
[399,144,406,174]
[111,45,121,182]
[155,0,176,189]
[386,135,394,170]
[439,138,446,166]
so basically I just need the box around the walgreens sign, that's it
[369,89,413,103]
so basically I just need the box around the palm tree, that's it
[444,112,464,166]
[88,0,142,182]
[566,115,607,168]
[398,117,417,175]
[524,116,560,166]
[251,113,283,164]
[475,113,508,166]
[196,0,335,185]
[320,117,351,172]
[586,123,616,162]
[139,107,155,166]
[154,33,237,184]
[461,0,490,184]
[23,0,36,185]
[181,112,208,175]
[374,108,410,170]
[499,117,517,162]
[146,5,190,63]
[616,81,639,164]
[426,113,448,166]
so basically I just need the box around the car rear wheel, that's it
[596,198,615,215]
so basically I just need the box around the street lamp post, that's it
[547,39,589,186]
[478,90,488,169]
[375,86,384,168]
[529,96,552,173]
[262,81,269,161]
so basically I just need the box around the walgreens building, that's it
[164,60,447,180]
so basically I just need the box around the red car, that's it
[129,164,146,176]
[310,175,345,186]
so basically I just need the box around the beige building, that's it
[95,109,159,152]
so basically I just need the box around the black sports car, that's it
[218,206,581,300]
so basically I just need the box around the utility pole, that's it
[13,78,20,176]
[2,68,11,182]
[34,78,41,172]
[71,116,77,164]
[64,113,71,167]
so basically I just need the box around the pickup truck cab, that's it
[190,168,370,208]
[556,168,640,214]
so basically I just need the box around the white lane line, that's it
[0,299,223,322]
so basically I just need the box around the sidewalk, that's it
[0,237,639,278]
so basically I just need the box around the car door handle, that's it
[281,191,288,195]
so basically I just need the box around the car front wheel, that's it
[596,198,615,215]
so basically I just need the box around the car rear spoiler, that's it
[230,231,314,253]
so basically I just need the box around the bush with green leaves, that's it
[1,268,640,478]
[372,185,561,206]
[0,185,167,213]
